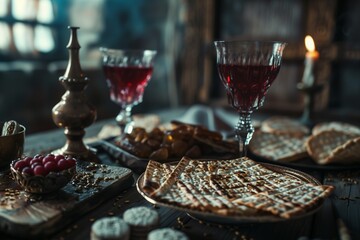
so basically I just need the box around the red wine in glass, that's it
[214,41,286,157]
[217,64,280,112]
[103,65,153,107]
[100,48,156,134]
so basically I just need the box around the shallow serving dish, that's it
[10,161,76,194]
[100,138,237,173]
[136,162,324,224]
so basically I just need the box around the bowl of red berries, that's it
[10,153,76,194]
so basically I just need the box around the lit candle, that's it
[302,35,319,86]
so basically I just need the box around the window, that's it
[0,0,66,60]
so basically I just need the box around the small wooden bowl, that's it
[10,160,76,194]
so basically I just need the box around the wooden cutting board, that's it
[0,161,133,238]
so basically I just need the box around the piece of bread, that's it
[261,117,310,137]
[306,130,360,165]
[249,131,308,162]
[312,122,360,136]
[328,137,360,164]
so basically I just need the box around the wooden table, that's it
[2,109,360,240]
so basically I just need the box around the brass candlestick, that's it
[297,82,324,128]
[52,26,98,161]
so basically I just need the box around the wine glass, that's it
[100,48,157,134]
[214,41,286,157]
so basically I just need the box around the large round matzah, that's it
[137,161,325,224]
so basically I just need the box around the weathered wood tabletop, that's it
[1,110,359,240]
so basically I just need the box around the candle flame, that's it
[305,35,316,52]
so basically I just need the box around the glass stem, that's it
[116,106,134,134]
[235,112,254,157]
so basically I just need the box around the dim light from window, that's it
[0,0,9,17]
[37,0,54,23]
[0,22,11,51]
[35,25,54,52]
[12,0,37,20]
[13,23,34,54]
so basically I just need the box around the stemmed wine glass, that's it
[214,41,286,157]
[100,48,157,134]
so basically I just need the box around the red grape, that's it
[22,167,33,175]
[31,162,42,169]
[44,161,57,173]
[23,157,33,164]
[67,158,76,168]
[33,155,44,162]
[42,155,55,165]
[30,158,42,166]
[54,154,65,163]
[15,154,77,177]
[57,159,69,171]
[14,160,28,170]
[34,165,47,176]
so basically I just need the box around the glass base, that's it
[116,106,134,134]
[235,113,254,157]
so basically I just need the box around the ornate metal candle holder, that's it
[297,82,324,128]
[52,26,98,162]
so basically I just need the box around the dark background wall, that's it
[0,0,185,133]
[0,0,359,134]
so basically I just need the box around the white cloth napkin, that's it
[175,105,218,130]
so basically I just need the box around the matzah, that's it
[141,157,334,219]
[143,160,174,194]
[306,131,360,165]
[249,131,308,162]
[312,122,360,136]
[150,157,190,197]
[261,117,310,137]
